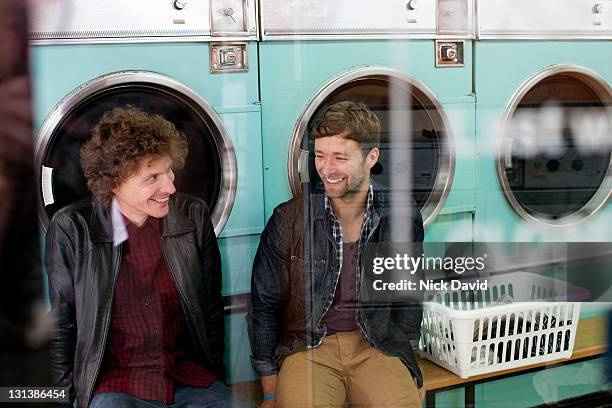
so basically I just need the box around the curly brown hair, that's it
[81,105,188,207]
[311,101,381,151]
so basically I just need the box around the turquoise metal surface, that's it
[218,234,260,296]
[431,358,608,407]
[30,42,265,277]
[217,111,265,238]
[468,42,612,407]
[474,41,612,242]
[31,42,264,385]
[224,312,257,384]
[260,40,475,242]
[30,43,260,116]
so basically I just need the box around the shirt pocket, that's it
[284,256,326,300]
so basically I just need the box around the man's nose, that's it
[321,158,336,175]
[160,174,176,194]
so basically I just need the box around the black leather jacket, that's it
[45,193,224,407]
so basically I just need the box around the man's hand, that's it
[415,378,426,403]
[260,374,278,408]
[260,398,277,408]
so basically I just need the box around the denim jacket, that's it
[249,186,425,387]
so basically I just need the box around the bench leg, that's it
[464,384,475,408]
[425,391,436,408]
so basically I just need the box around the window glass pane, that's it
[506,75,611,219]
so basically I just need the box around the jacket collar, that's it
[162,195,196,236]
[90,195,195,242]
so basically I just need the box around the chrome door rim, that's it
[34,70,237,236]
[496,64,612,228]
[287,66,456,228]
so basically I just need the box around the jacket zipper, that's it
[85,245,121,406]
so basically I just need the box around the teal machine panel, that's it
[469,1,612,405]
[474,18,612,303]
[475,41,612,243]
[30,0,264,385]
[249,0,478,387]
[260,40,476,243]
[31,43,264,289]
[474,1,612,243]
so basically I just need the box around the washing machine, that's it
[259,0,477,243]
[473,4,612,392]
[474,0,612,244]
[29,0,262,384]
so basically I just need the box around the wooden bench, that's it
[232,316,608,407]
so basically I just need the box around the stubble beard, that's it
[326,173,369,203]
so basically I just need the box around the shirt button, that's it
[144,298,150,306]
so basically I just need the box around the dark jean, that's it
[89,382,255,408]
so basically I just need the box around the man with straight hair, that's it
[46,105,253,408]
[250,101,425,407]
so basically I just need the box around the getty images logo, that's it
[372,253,487,275]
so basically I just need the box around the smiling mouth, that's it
[151,196,170,204]
[325,177,345,184]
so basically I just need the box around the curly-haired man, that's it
[46,105,253,408]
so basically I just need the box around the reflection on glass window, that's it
[504,74,611,220]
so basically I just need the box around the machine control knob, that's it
[436,41,464,66]
[593,3,603,13]
[219,48,237,66]
[173,0,187,10]
[444,47,457,60]
[406,0,417,11]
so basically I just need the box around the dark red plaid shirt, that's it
[95,216,216,403]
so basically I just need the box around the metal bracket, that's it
[210,42,248,73]
[298,149,310,183]
[435,40,465,67]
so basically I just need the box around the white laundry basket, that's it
[419,272,585,378]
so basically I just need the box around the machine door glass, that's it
[501,70,612,225]
[36,72,236,234]
[289,70,454,226]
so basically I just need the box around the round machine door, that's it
[288,67,455,227]
[35,71,236,235]
[498,65,612,227]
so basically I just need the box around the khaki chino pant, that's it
[276,331,421,408]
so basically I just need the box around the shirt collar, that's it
[111,197,129,247]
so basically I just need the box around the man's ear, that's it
[366,147,380,169]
